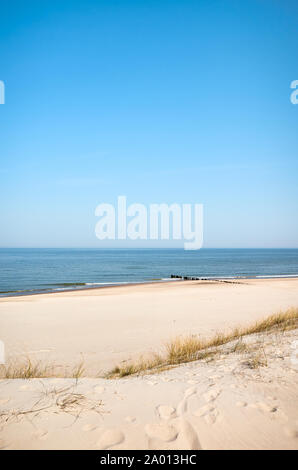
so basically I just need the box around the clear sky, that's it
[0,0,297,248]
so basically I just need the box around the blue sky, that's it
[0,0,297,248]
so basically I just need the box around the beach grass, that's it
[106,307,298,378]
[0,359,55,379]
[0,358,86,380]
[1,308,297,379]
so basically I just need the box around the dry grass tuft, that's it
[107,353,164,378]
[1,308,297,380]
[107,307,298,378]
[0,358,56,379]
[0,358,86,380]
[243,350,268,369]
[229,339,250,354]
[72,361,85,381]
[0,383,103,424]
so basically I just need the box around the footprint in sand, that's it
[236,401,247,407]
[194,403,216,417]
[203,388,221,403]
[250,402,277,413]
[209,375,222,380]
[145,423,178,442]
[177,399,187,416]
[157,405,176,420]
[176,387,197,416]
[125,416,136,423]
[194,403,219,424]
[96,429,125,449]
[204,412,218,425]
[184,386,197,398]
[82,424,98,432]
[176,419,201,450]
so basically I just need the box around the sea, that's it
[0,248,298,296]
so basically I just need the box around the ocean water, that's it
[0,248,298,296]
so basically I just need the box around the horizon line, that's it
[0,247,298,250]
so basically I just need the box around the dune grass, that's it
[1,308,297,380]
[0,358,86,380]
[0,359,55,379]
[107,307,298,378]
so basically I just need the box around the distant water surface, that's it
[0,248,298,296]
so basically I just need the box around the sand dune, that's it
[1,278,298,374]
[0,278,298,449]
[0,326,297,450]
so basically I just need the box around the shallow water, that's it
[0,248,298,296]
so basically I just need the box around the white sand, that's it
[0,328,298,450]
[0,278,298,449]
[1,278,298,374]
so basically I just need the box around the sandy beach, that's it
[1,278,298,449]
[1,278,298,374]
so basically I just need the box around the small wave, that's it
[256,274,298,278]
[48,282,87,287]
[85,281,130,286]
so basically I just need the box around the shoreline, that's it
[1,274,298,298]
